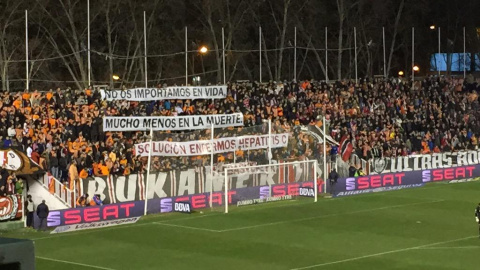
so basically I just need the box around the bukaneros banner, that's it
[332,164,480,197]
[0,195,23,221]
[40,200,144,228]
[103,113,244,131]
[101,86,227,101]
[134,133,289,157]
[371,150,480,174]
[77,160,319,205]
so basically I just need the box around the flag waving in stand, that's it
[339,135,353,162]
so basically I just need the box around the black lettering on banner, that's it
[144,88,151,98]
[105,118,114,129]
[105,91,115,100]
[120,91,127,99]
[135,89,145,99]
[372,150,480,174]
[205,87,212,96]
[179,118,190,128]
[143,118,152,128]
[195,117,204,127]
[193,88,201,97]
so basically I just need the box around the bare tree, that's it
[35,0,102,90]
[386,0,404,77]
[0,1,25,91]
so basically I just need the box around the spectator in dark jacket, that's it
[36,200,49,231]
[328,169,339,195]
[348,164,357,177]
[49,152,60,180]
[59,154,68,183]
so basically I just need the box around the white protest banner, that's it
[50,217,140,234]
[101,86,227,101]
[103,113,244,131]
[135,133,290,157]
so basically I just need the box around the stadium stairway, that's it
[27,177,69,210]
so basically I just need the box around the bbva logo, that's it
[174,202,191,213]
[299,187,315,197]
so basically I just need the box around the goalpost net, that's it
[141,120,328,215]
[222,159,322,213]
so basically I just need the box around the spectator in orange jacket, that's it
[76,193,89,207]
[68,160,79,190]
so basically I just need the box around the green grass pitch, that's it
[2,181,480,270]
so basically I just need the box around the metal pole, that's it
[224,168,228,213]
[463,26,466,79]
[412,27,414,86]
[143,11,148,88]
[438,27,441,77]
[294,26,297,81]
[144,127,153,216]
[222,27,226,84]
[209,124,214,208]
[268,119,272,165]
[22,189,26,227]
[87,0,91,87]
[354,27,358,84]
[25,10,29,91]
[325,27,328,81]
[383,27,386,78]
[313,160,317,202]
[259,26,262,83]
[322,116,327,193]
[185,26,188,85]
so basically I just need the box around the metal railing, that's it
[38,173,76,208]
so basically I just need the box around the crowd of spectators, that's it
[0,75,479,190]
[0,167,23,196]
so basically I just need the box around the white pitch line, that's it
[30,184,452,241]
[416,246,480,250]
[220,199,445,232]
[290,235,478,270]
[32,213,218,241]
[153,222,222,232]
[37,256,116,270]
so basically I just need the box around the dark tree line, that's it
[0,0,478,91]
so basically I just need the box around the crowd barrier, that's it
[38,173,76,208]
[330,163,480,197]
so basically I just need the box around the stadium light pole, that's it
[412,27,415,87]
[354,27,358,84]
[143,11,148,88]
[25,10,29,91]
[185,26,188,85]
[259,26,262,83]
[144,127,153,216]
[294,26,297,81]
[383,27,386,78]
[463,26,466,79]
[222,27,226,84]
[87,0,91,87]
[438,27,441,77]
[325,27,328,81]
